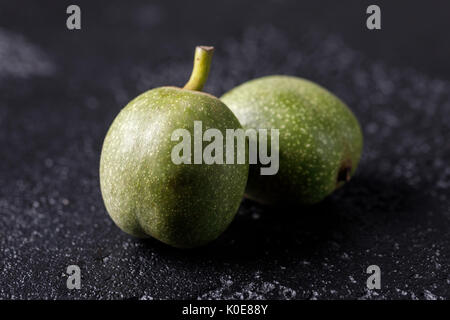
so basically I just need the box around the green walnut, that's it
[100,46,248,248]
[221,75,363,205]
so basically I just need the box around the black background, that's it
[0,0,449,299]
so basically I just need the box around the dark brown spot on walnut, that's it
[337,159,352,185]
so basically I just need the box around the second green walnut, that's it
[221,75,363,205]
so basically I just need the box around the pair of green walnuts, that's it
[100,46,363,248]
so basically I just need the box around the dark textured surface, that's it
[0,1,449,299]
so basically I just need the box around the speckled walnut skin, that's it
[100,87,249,248]
[221,75,363,205]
